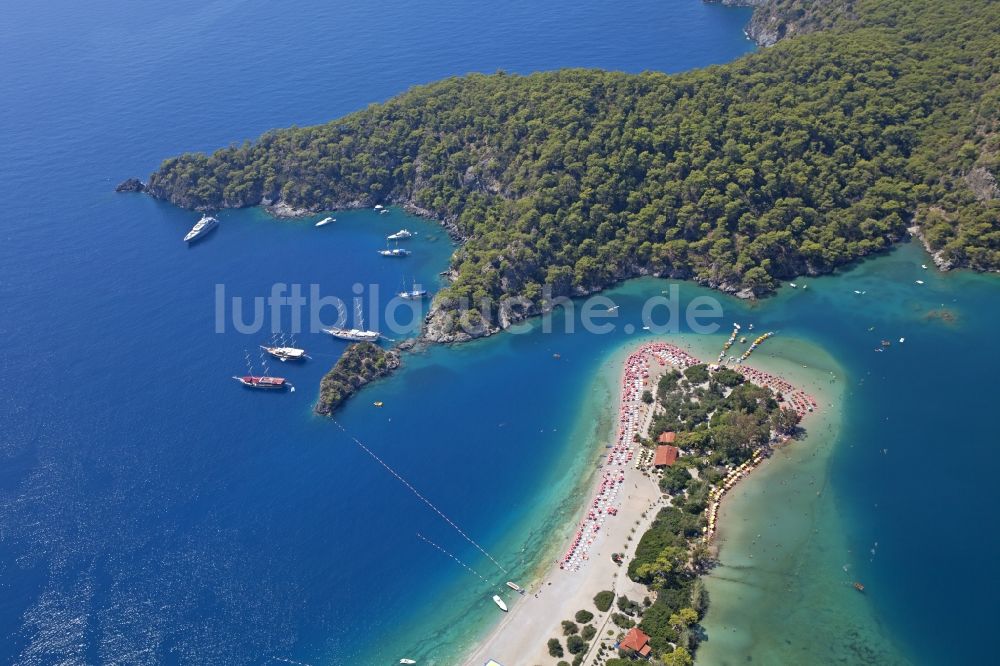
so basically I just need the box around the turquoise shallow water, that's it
[2,0,999,663]
[695,242,1000,665]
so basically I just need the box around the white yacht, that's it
[492,595,508,612]
[323,302,380,342]
[378,247,411,257]
[398,278,429,300]
[183,214,218,243]
[324,327,380,342]
[399,287,428,300]
[260,345,307,362]
[387,228,414,240]
[315,216,335,227]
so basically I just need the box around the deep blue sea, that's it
[1,1,996,665]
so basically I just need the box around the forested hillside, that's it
[145,0,999,339]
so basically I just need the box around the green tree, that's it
[566,634,587,655]
[669,607,699,631]
[594,590,614,612]
[662,646,694,666]
[147,0,1000,333]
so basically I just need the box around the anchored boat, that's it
[260,333,308,361]
[323,302,380,342]
[315,216,335,227]
[183,214,218,243]
[398,277,429,300]
[378,246,411,257]
[260,344,307,362]
[233,351,293,391]
[235,375,290,390]
[387,228,415,240]
[492,594,508,612]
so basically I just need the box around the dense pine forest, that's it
[145,0,999,338]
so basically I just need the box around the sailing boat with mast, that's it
[233,350,294,391]
[378,240,411,257]
[323,301,380,342]
[398,277,429,300]
[260,332,309,362]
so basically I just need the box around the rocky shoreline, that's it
[314,342,401,416]
[704,0,781,46]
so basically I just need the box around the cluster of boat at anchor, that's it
[185,205,433,391]
[378,228,415,257]
[233,344,300,392]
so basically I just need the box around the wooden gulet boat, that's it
[233,351,294,392]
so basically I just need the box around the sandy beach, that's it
[464,336,821,666]
[465,342,672,666]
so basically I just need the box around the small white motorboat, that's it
[399,660,416,665]
[505,581,522,592]
[315,216,335,227]
[374,204,384,210]
[492,594,508,612]
[789,283,797,288]
[915,280,925,285]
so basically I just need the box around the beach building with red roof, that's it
[654,444,679,467]
[621,626,652,657]
[657,431,676,444]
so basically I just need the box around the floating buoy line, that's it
[416,532,495,587]
[330,418,509,575]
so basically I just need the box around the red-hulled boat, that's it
[234,350,295,392]
[234,375,290,390]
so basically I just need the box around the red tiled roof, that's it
[654,445,679,467]
[621,627,651,652]
[658,431,676,444]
